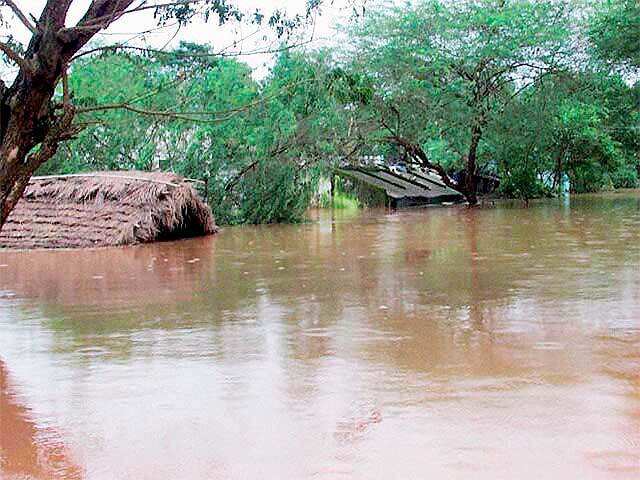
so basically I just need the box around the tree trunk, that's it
[0,66,72,231]
[465,123,482,206]
[0,0,136,234]
[389,134,486,205]
[553,147,564,193]
[0,152,31,231]
[330,173,335,204]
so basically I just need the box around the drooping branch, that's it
[75,77,315,124]
[78,103,239,123]
[224,159,260,193]
[376,112,461,194]
[389,134,462,193]
[71,37,316,62]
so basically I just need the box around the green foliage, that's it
[37,0,640,221]
[489,70,638,197]
[234,163,318,224]
[341,0,639,202]
[319,192,361,210]
[609,163,639,188]
[590,0,640,68]
[44,43,357,225]
[344,0,575,196]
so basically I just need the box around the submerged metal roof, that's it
[338,166,463,204]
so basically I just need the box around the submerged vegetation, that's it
[2,0,638,227]
[319,192,361,210]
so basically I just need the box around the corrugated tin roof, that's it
[338,167,463,202]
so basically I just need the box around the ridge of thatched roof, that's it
[0,171,217,249]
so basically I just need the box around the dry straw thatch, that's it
[0,171,217,249]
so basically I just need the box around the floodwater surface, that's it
[1,193,639,479]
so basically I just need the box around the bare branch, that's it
[58,0,137,44]
[62,0,204,37]
[1,0,37,33]
[71,37,315,62]
[81,0,207,28]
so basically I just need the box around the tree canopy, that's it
[343,0,577,203]
[591,0,640,68]
[0,0,639,229]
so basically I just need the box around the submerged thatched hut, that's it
[0,171,216,249]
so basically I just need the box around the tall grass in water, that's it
[319,192,361,210]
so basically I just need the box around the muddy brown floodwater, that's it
[1,192,639,479]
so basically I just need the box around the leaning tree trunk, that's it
[388,134,476,202]
[0,67,72,231]
[0,0,136,233]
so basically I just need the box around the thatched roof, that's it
[0,171,217,249]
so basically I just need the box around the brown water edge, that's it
[0,192,639,479]
[0,360,83,479]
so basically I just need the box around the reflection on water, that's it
[0,360,82,479]
[1,192,639,479]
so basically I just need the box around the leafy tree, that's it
[45,46,359,224]
[223,51,359,224]
[345,0,574,204]
[2,0,638,231]
[496,69,639,196]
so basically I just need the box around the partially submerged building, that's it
[0,171,216,249]
[338,166,464,207]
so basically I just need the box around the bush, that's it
[610,163,639,188]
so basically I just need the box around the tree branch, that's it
[81,0,207,28]
[77,103,231,123]
[58,0,137,45]
[61,0,204,39]
[1,0,37,33]
[0,41,31,72]
[39,0,74,30]
[62,66,70,106]
[381,125,463,194]
[75,77,313,124]
[71,37,315,62]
